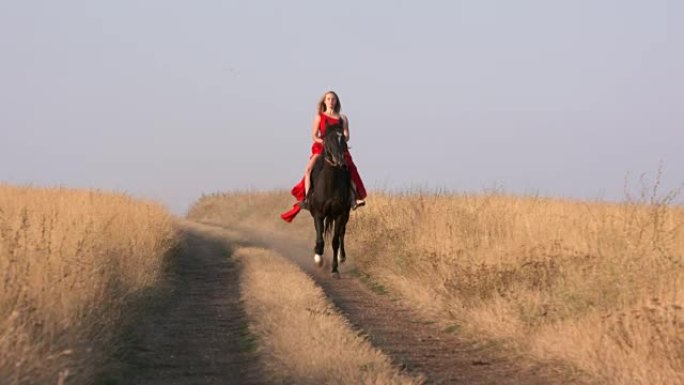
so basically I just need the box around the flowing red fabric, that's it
[280,113,367,223]
[280,177,306,223]
[345,152,367,199]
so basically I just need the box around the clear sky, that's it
[1,1,682,214]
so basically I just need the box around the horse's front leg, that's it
[331,227,340,277]
[313,216,325,268]
[331,215,347,278]
[338,212,349,264]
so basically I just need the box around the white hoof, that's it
[314,254,323,268]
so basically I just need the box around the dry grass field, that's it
[0,184,176,385]
[188,186,684,385]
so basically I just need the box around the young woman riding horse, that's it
[301,91,366,209]
[281,91,367,223]
[280,91,368,275]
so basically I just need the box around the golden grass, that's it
[235,246,421,385]
[189,190,312,234]
[0,184,177,385]
[189,188,684,385]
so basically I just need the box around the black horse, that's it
[307,121,352,277]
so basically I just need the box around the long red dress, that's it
[280,113,367,222]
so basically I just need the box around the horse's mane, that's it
[322,124,347,164]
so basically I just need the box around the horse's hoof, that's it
[331,271,341,279]
[314,254,323,268]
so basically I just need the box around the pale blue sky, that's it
[1,1,682,214]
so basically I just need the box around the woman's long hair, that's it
[317,91,341,113]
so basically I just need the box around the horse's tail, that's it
[324,215,334,239]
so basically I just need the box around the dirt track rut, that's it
[105,227,265,385]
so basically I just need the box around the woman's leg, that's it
[304,154,320,198]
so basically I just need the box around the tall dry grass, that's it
[348,191,684,384]
[0,184,177,385]
[188,190,311,234]
[188,185,684,385]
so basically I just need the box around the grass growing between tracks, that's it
[236,246,421,385]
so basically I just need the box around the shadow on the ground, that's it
[96,226,264,385]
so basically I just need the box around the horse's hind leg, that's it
[313,216,325,268]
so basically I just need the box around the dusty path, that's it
[106,220,585,384]
[105,226,265,385]
[223,223,587,385]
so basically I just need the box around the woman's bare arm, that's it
[312,114,323,144]
[342,115,350,142]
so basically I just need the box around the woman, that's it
[281,91,367,222]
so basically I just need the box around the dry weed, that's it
[0,184,176,385]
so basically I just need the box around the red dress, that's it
[281,113,367,222]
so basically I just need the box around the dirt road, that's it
[106,221,585,384]
[104,226,265,385]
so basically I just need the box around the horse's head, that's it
[322,125,348,168]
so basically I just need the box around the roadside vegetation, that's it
[189,180,684,385]
[0,184,176,385]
